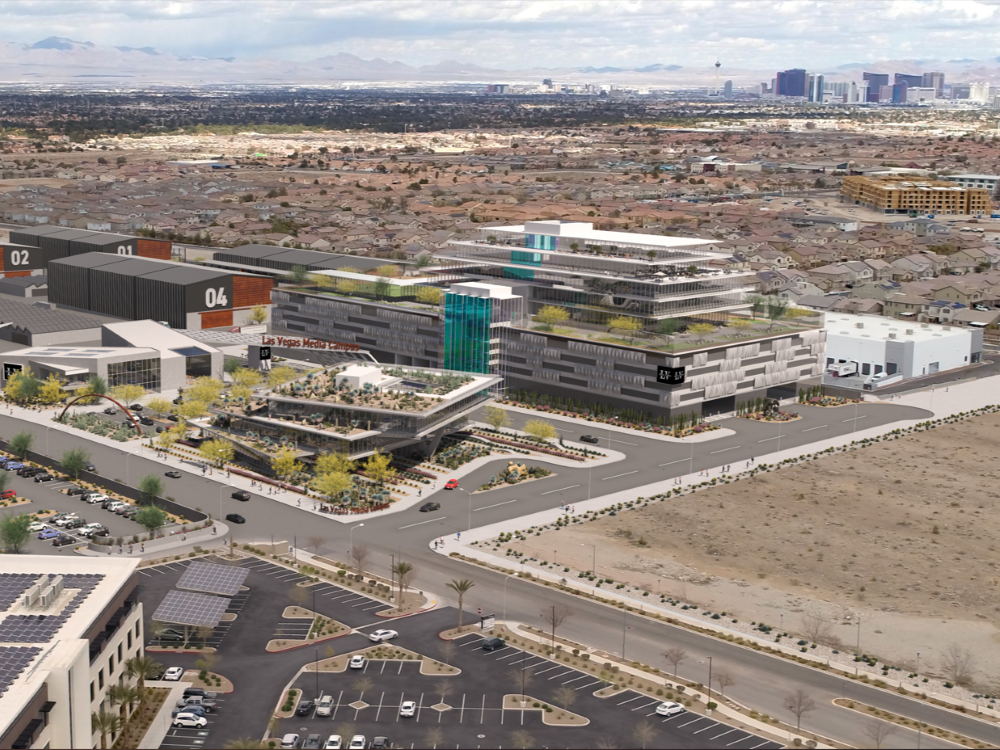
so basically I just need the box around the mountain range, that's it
[2,37,1000,87]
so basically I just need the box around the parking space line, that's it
[712,728,737,740]
[617,695,641,705]
[480,694,486,725]
[750,742,773,749]
[534,665,561,676]
[459,692,466,723]
[495,651,522,661]
[331,690,343,721]
[137,570,151,577]
[374,691,385,721]
[679,717,704,727]
[547,669,574,680]
[631,699,659,711]
[693,722,719,734]
[726,733,751,746]
[361,603,385,612]
[575,679,604,691]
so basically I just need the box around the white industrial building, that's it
[824,313,982,380]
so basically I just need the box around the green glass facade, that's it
[443,292,493,374]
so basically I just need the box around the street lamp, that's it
[459,487,472,530]
[916,651,922,749]
[707,656,713,708]
[502,574,515,622]
[349,523,364,561]
[45,425,54,456]
[580,542,596,576]
[126,449,142,486]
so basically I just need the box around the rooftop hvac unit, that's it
[943,325,951,331]
[888,333,897,339]
[39,587,54,608]
[855,322,864,328]
[906,329,915,335]
[50,575,64,597]
[21,583,40,608]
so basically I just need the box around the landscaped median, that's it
[502,694,589,726]
[266,604,348,652]
[834,699,988,749]
[304,644,461,676]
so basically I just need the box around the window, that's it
[98,669,104,689]
[861,363,871,375]
[117,643,122,662]
[127,631,132,649]
[90,681,95,702]
[108,654,114,674]
[107,357,161,391]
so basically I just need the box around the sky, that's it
[1,0,1000,70]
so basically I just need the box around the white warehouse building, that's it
[824,313,982,380]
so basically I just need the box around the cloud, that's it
[0,0,996,70]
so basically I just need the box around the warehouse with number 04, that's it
[0,226,171,277]
[47,253,273,330]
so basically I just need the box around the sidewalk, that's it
[76,521,230,559]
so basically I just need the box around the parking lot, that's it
[158,692,230,750]
[276,628,784,750]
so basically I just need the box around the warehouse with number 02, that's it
[47,253,273,330]
[0,226,171,277]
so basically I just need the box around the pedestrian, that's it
[129,544,133,554]
[457,531,461,540]
[141,542,145,552]
[118,546,122,554]
[107,547,111,556]
[418,489,421,497]
[297,498,301,507]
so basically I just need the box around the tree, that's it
[38,373,65,404]
[189,377,224,405]
[156,429,178,453]
[524,419,557,442]
[783,689,816,731]
[509,731,536,750]
[91,709,121,750]
[941,642,977,687]
[423,727,444,749]
[146,397,172,418]
[608,315,643,342]
[224,738,264,749]
[537,305,569,329]
[233,368,264,388]
[125,654,163,712]
[10,431,34,460]
[315,452,355,476]
[135,505,167,535]
[0,512,31,553]
[177,400,208,420]
[351,544,371,576]
[540,604,573,654]
[552,686,578,712]
[138,474,165,505]
[766,297,790,331]
[306,535,326,554]
[352,676,374,694]
[801,613,835,646]
[483,405,512,431]
[656,318,681,338]
[61,447,91,479]
[373,277,390,300]
[267,366,297,387]
[288,584,310,609]
[199,439,234,468]
[87,374,108,399]
[364,448,395,485]
[315,470,352,501]
[0,471,10,496]
[633,722,657,750]
[435,678,454,705]
[688,322,715,341]
[663,646,687,678]
[446,578,475,631]
[110,383,145,407]
[5,367,41,402]
[715,670,735,698]
[376,264,400,278]
[509,665,535,704]
[729,317,753,335]
[224,358,243,376]
[308,273,331,291]
[861,717,899,749]
[271,446,303,482]
[337,278,359,295]
[289,265,310,285]
[415,286,441,305]
[392,560,415,605]
[746,294,766,319]
[107,683,140,748]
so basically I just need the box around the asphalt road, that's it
[12,401,994,748]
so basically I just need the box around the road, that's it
[10,401,997,748]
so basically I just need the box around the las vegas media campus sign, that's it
[261,335,361,352]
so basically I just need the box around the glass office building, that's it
[442,283,523,378]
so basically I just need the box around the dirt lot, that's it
[511,411,1000,681]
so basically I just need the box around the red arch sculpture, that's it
[58,393,144,432]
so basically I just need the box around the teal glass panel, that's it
[443,292,493,374]
[511,250,542,266]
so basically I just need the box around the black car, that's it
[232,490,251,501]
[167,414,180,422]
[139,417,154,426]
[165,470,182,478]
[103,407,117,415]
[64,518,86,529]
[85,462,96,472]
[33,473,53,482]
[67,487,86,496]
[156,426,167,433]
[18,467,41,477]
[225,513,245,524]
[123,507,138,520]
[371,737,389,750]
[182,687,217,699]
[172,397,183,405]
[52,535,74,547]
[580,435,600,444]
[419,502,440,512]
[295,700,314,717]
[130,404,143,412]
[481,636,506,652]
[303,735,322,750]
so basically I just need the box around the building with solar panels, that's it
[2,226,171,278]
[0,556,143,750]
[48,253,273,330]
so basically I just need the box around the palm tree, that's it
[107,684,140,746]
[445,578,475,632]
[91,710,121,750]
[125,655,162,714]
[392,561,414,607]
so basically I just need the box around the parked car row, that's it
[171,686,219,729]
[281,734,384,750]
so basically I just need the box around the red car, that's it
[445,479,459,490]
[0,489,15,499]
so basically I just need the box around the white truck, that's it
[826,362,858,377]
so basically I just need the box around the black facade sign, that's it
[3,363,23,380]
[657,365,685,385]
[259,346,272,361]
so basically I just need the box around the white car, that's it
[79,523,104,537]
[163,667,185,681]
[53,514,78,527]
[324,736,342,750]
[399,700,416,717]
[87,494,109,504]
[348,737,366,750]
[315,694,335,717]
[106,501,126,512]
[280,734,300,749]
[348,655,366,669]
[27,522,47,533]
[368,629,398,643]
[655,701,685,717]
[172,713,207,728]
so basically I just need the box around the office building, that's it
[841,174,992,216]
[807,74,825,102]
[922,71,945,96]
[0,556,143,750]
[824,313,981,380]
[723,80,733,98]
[942,174,1000,193]
[906,87,937,103]
[970,81,992,103]
[863,72,889,102]
[48,253,272,330]
[891,82,909,103]
[776,68,807,97]
[894,73,922,88]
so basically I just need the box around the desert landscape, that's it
[501,410,1000,685]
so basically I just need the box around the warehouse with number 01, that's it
[1,226,171,277]
[47,253,273,330]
